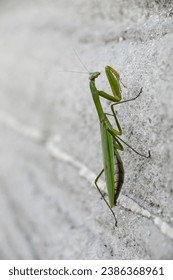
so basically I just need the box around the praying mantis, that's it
[88,65,150,227]
[60,54,150,226]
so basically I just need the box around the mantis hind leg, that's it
[95,169,117,227]
[116,135,150,158]
[108,128,150,158]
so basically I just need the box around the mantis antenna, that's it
[57,50,90,75]
[73,48,90,73]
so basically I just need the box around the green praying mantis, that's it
[61,55,150,227]
[88,66,150,227]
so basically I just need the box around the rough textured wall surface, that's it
[0,0,173,259]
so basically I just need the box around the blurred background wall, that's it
[0,0,173,259]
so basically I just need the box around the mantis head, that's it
[89,72,101,81]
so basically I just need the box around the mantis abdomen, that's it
[113,150,124,205]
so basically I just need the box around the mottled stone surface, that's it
[0,0,173,259]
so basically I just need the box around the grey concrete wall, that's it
[0,0,173,259]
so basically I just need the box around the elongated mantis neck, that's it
[90,80,105,121]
